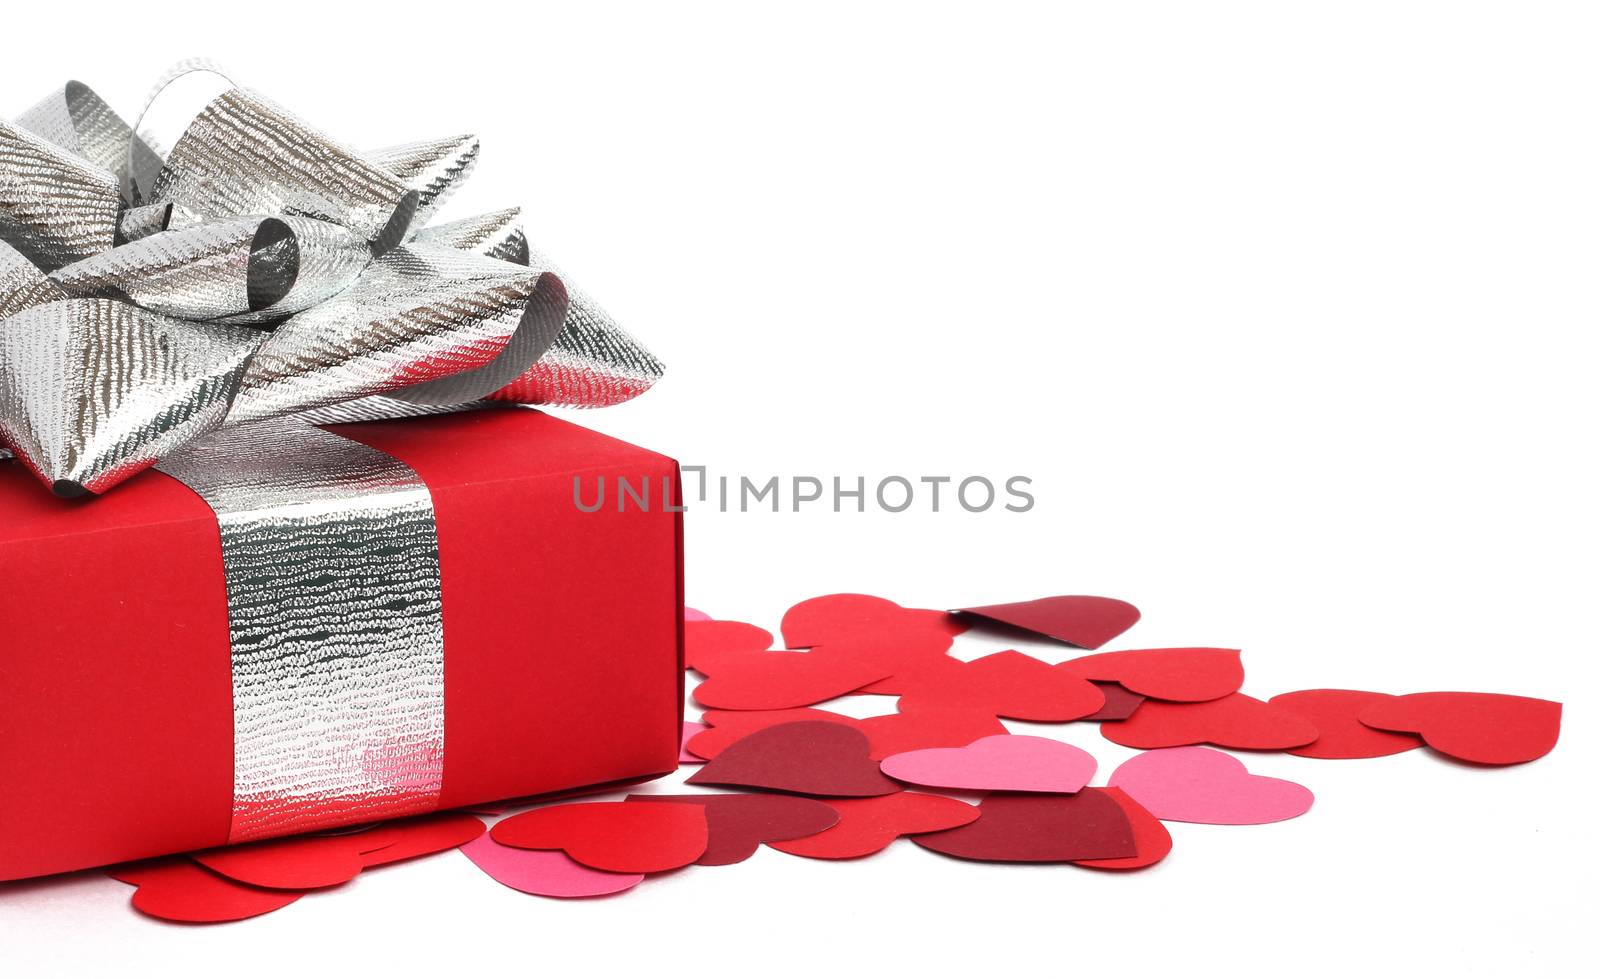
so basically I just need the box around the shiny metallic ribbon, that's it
[158,424,445,842]
[1,65,667,843]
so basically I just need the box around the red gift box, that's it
[0,408,684,881]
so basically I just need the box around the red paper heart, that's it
[1070,787,1171,871]
[781,593,967,648]
[685,620,774,672]
[109,859,306,923]
[628,794,840,865]
[490,801,709,873]
[770,792,979,859]
[692,647,890,710]
[360,813,486,868]
[1082,681,1147,722]
[686,721,902,797]
[896,650,1106,722]
[911,790,1137,863]
[688,708,859,760]
[1100,692,1319,750]
[810,628,960,695]
[192,825,399,890]
[1268,689,1426,759]
[953,595,1140,649]
[855,706,1009,760]
[1356,692,1562,765]
[1062,647,1244,702]
[691,706,1006,762]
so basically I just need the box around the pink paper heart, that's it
[684,607,713,622]
[680,721,709,764]
[879,734,1097,793]
[460,834,643,898]
[1108,746,1313,825]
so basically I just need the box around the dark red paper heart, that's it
[1100,692,1320,751]
[911,790,1137,863]
[192,825,398,890]
[686,721,902,797]
[1070,787,1172,871]
[490,801,709,873]
[1356,691,1562,765]
[896,650,1106,721]
[109,859,306,923]
[1268,689,1426,759]
[770,792,980,859]
[627,793,840,865]
[691,647,890,710]
[1062,647,1244,702]
[1082,681,1147,722]
[781,593,967,649]
[953,595,1140,649]
[685,620,775,672]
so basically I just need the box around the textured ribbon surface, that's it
[157,424,446,843]
[0,64,664,498]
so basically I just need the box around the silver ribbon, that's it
[158,424,445,842]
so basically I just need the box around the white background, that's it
[1,2,1594,975]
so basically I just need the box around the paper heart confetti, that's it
[814,628,961,695]
[109,859,307,923]
[953,595,1141,649]
[681,721,710,764]
[781,593,968,648]
[912,790,1138,863]
[1356,692,1562,766]
[490,801,709,873]
[771,792,980,859]
[1070,787,1172,871]
[1062,647,1244,702]
[687,708,861,760]
[684,619,776,672]
[684,606,713,622]
[686,721,902,797]
[1099,692,1320,751]
[692,647,890,710]
[459,835,644,898]
[358,813,486,868]
[1082,681,1147,721]
[628,793,840,865]
[1268,689,1426,759]
[880,735,1098,794]
[1109,747,1314,825]
[854,706,1010,760]
[896,650,1106,722]
[192,826,398,890]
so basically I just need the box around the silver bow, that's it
[0,69,663,496]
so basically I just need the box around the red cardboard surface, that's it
[953,595,1141,649]
[628,794,840,866]
[1100,693,1320,751]
[771,792,979,859]
[1356,692,1562,765]
[686,721,903,797]
[1062,648,1244,702]
[0,410,683,881]
[490,801,709,873]
[1269,689,1426,759]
